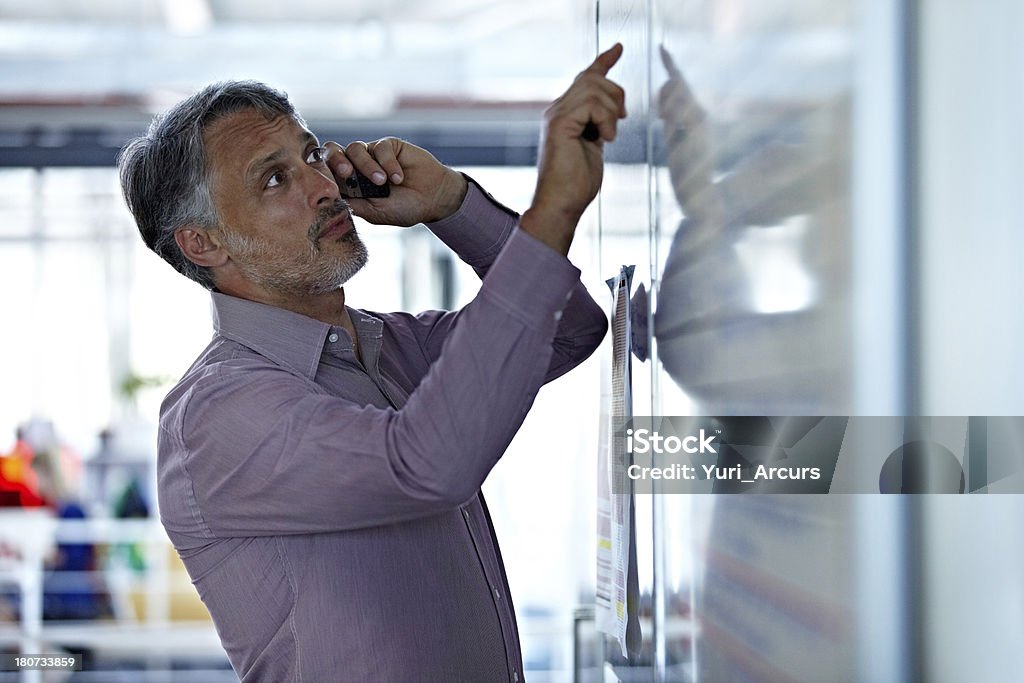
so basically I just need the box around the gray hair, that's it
[118,80,303,289]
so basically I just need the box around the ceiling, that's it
[0,0,589,126]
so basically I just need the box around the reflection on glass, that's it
[653,36,852,416]
[597,1,869,681]
[650,3,862,679]
[733,218,817,315]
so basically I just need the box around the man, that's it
[119,44,625,682]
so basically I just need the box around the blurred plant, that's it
[118,371,171,405]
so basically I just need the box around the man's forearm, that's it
[425,177,520,277]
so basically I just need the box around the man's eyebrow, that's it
[245,130,318,183]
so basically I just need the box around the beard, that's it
[220,202,369,296]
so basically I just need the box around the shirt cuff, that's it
[479,227,582,330]
[425,175,519,269]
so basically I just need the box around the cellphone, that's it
[341,170,391,199]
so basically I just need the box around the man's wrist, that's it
[519,206,579,256]
[427,169,469,223]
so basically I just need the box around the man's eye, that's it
[306,147,327,164]
[266,171,285,189]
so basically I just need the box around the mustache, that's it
[308,198,353,244]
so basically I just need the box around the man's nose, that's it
[305,163,341,208]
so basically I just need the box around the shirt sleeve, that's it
[161,228,597,539]
[414,177,608,382]
[425,174,520,277]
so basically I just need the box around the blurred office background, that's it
[1,1,1023,682]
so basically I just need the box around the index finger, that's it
[323,141,352,177]
[659,44,682,79]
[587,42,624,76]
[367,138,404,184]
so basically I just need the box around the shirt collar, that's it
[210,291,339,380]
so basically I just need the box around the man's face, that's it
[203,109,367,296]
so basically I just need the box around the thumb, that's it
[345,198,374,220]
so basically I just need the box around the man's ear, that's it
[174,226,229,269]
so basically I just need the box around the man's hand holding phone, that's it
[323,137,468,227]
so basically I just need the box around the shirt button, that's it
[493,587,501,600]
[513,671,519,682]
[328,333,339,343]
[462,508,470,520]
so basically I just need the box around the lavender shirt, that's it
[156,180,608,682]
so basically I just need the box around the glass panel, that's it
[595,1,907,681]
[650,0,856,417]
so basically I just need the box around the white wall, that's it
[919,0,1024,414]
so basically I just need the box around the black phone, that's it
[341,170,391,199]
